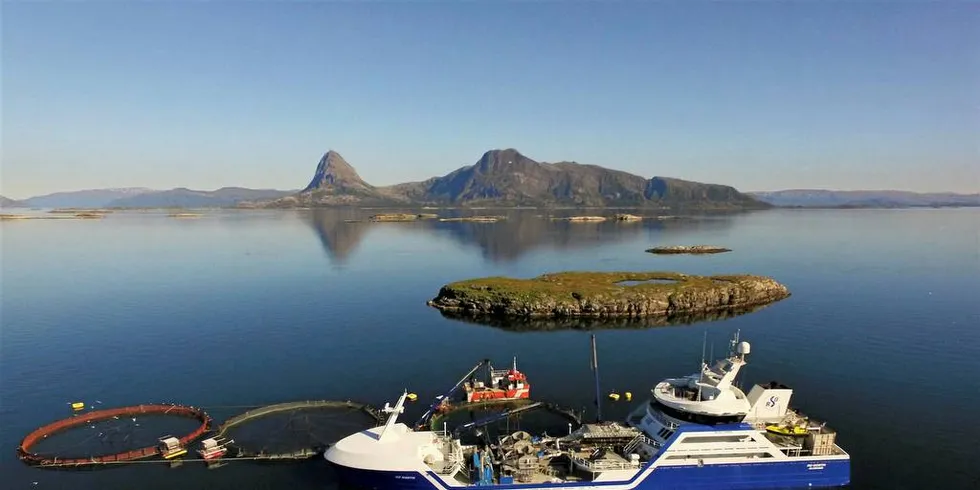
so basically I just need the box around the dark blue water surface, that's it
[2,209,978,489]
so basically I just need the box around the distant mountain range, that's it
[257,148,767,209]
[4,152,974,210]
[108,187,293,208]
[10,188,153,208]
[1,187,292,209]
[0,195,27,208]
[749,190,980,208]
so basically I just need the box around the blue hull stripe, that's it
[330,422,849,489]
[333,459,850,490]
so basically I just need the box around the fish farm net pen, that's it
[34,456,310,467]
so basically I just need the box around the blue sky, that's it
[3,2,977,198]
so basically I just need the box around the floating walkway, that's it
[18,404,212,467]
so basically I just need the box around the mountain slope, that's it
[750,190,980,208]
[22,188,155,208]
[647,177,763,208]
[109,187,293,208]
[0,195,27,208]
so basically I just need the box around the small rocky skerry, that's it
[647,245,732,255]
[427,271,789,319]
[368,213,439,222]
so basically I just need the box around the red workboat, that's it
[464,358,531,403]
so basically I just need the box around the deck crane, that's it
[450,402,543,437]
[415,359,490,429]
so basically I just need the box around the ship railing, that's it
[624,433,658,454]
[571,456,642,472]
[431,440,466,476]
[432,424,452,439]
[448,441,466,475]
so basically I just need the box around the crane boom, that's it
[451,402,543,437]
[415,359,490,428]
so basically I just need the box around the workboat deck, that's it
[750,408,847,457]
[570,449,638,471]
[574,422,642,441]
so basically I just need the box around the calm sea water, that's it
[2,209,978,490]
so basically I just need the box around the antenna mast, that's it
[697,331,707,401]
[591,334,602,422]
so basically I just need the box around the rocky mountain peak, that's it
[475,148,536,173]
[304,150,371,192]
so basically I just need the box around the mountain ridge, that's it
[0,195,27,208]
[750,189,980,208]
[259,148,768,209]
[20,188,156,208]
[108,187,294,208]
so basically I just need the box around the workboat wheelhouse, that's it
[464,358,531,403]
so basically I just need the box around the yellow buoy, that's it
[608,393,620,401]
[71,402,85,411]
[624,392,632,401]
[406,393,418,402]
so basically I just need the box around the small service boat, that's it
[197,437,233,460]
[463,357,530,403]
[767,424,809,437]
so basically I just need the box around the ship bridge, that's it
[652,338,753,418]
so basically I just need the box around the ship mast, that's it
[591,334,602,422]
[697,331,707,402]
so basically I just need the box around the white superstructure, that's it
[327,391,469,476]
[626,332,835,461]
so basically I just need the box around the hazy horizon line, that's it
[4,184,978,202]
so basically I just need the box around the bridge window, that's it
[650,401,742,425]
[678,435,748,444]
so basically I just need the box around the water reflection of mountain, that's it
[304,209,370,264]
[436,304,770,332]
[303,209,740,264]
[431,211,736,262]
